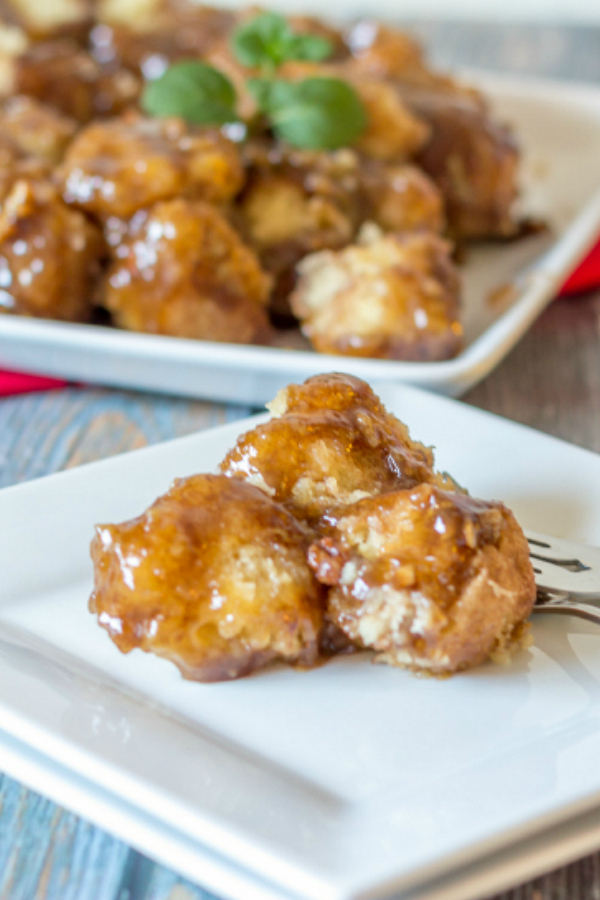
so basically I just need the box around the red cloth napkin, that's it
[1,237,600,397]
[559,237,600,295]
[0,369,67,396]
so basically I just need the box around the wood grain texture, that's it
[0,388,252,490]
[466,291,600,453]
[0,776,131,900]
[1,19,600,900]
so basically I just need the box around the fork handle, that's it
[532,602,600,626]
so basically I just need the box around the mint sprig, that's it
[231,12,333,71]
[141,14,367,152]
[249,76,367,150]
[141,61,238,125]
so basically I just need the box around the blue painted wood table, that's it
[2,18,600,900]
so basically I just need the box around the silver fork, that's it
[525,529,600,625]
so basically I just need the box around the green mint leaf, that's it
[267,77,367,150]
[247,77,296,114]
[142,61,238,125]
[231,12,292,69]
[232,12,333,69]
[285,34,333,62]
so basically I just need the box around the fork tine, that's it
[524,529,600,600]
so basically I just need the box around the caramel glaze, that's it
[308,483,536,674]
[0,7,522,357]
[221,373,437,525]
[103,198,272,344]
[90,374,536,680]
[90,474,325,682]
[237,140,446,322]
[412,93,520,241]
[290,229,462,362]
[58,113,244,221]
[236,141,362,320]
[344,20,520,240]
[0,178,103,321]
[0,95,77,165]
[90,6,238,76]
[15,39,141,124]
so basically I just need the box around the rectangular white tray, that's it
[2,383,600,900]
[1,73,600,403]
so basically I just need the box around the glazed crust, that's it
[290,226,462,361]
[103,198,272,343]
[14,39,141,123]
[58,113,244,220]
[90,474,324,682]
[0,5,523,350]
[308,482,536,674]
[237,141,360,319]
[220,373,436,524]
[0,0,93,40]
[93,1,237,74]
[359,162,445,235]
[353,78,430,162]
[91,374,537,680]
[413,92,520,240]
[0,177,103,320]
[0,94,76,163]
[344,21,519,240]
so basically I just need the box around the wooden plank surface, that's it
[1,19,600,900]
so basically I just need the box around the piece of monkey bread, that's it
[0,94,77,164]
[290,224,462,361]
[308,482,536,675]
[102,198,272,344]
[58,112,244,220]
[0,177,103,321]
[220,373,439,525]
[90,474,324,682]
[359,162,445,235]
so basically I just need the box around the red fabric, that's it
[1,238,599,397]
[559,237,600,296]
[0,369,67,396]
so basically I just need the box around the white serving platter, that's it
[2,382,600,900]
[1,73,600,404]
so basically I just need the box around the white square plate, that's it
[2,382,600,900]
[1,73,600,403]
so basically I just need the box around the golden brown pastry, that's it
[59,113,244,220]
[413,92,520,240]
[0,177,103,320]
[103,198,272,344]
[0,134,48,203]
[353,78,429,163]
[237,142,446,323]
[290,225,462,361]
[0,94,77,163]
[279,59,430,166]
[0,18,28,95]
[0,0,93,41]
[237,142,360,319]
[308,483,536,675]
[90,473,324,681]
[91,374,536,680]
[92,1,236,75]
[221,372,436,525]
[344,22,519,240]
[359,161,445,235]
[13,39,141,122]
[345,20,475,96]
